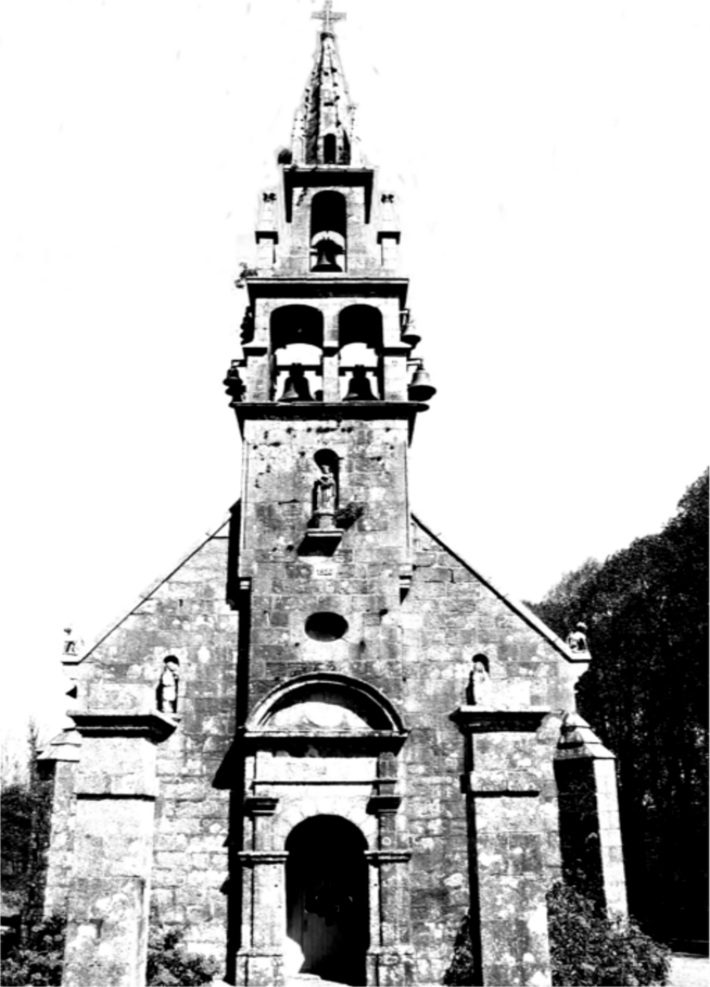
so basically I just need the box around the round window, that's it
[305,612,349,642]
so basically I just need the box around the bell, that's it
[279,377,300,402]
[408,365,437,402]
[344,365,376,401]
[223,361,244,403]
[313,238,342,272]
[279,363,312,402]
[401,332,421,350]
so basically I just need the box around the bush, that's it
[0,913,66,986]
[146,926,220,986]
[443,912,477,985]
[548,882,671,986]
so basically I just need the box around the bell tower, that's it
[224,8,438,644]
[223,7,436,984]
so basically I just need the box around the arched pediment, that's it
[247,673,406,735]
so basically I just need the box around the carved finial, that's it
[566,621,589,654]
[312,0,346,35]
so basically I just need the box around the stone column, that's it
[554,712,628,917]
[62,685,176,987]
[322,346,340,402]
[453,707,559,987]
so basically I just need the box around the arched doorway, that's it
[285,816,369,985]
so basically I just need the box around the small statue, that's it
[567,621,589,653]
[63,627,77,656]
[468,654,492,706]
[314,461,338,527]
[157,656,180,714]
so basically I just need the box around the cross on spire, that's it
[312,0,345,35]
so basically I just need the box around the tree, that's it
[1,719,54,935]
[528,471,709,944]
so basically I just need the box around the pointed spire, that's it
[290,2,359,166]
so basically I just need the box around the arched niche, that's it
[310,191,347,272]
[271,305,324,401]
[248,673,406,735]
[323,133,337,165]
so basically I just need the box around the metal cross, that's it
[312,0,346,34]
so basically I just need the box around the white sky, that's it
[1,0,708,753]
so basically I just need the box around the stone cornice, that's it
[451,706,551,734]
[70,711,178,742]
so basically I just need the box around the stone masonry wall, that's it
[397,521,578,984]
[60,524,240,960]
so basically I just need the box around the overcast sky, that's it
[2,0,708,754]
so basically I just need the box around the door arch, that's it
[285,815,369,985]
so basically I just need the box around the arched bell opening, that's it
[285,816,369,985]
[323,133,337,164]
[338,305,383,400]
[311,191,347,272]
[271,305,324,401]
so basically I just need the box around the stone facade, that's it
[40,11,627,987]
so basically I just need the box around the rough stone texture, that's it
[555,713,628,917]
[40,759,78,917]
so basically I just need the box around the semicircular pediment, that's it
[265,699,371,732]
[248,673,406,734]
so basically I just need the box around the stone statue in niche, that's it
[313,461,338,528]
[157,656,180,714]
[467,654,493,706]
[567,621,589,653]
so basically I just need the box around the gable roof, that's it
[412,514,582,663]
[71,516,232,665]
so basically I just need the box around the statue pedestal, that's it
[298,526,342,556]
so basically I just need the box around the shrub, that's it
[548,882,671,986]
[443,912,476,986]
[146,926,220,986]
[0,913,66,986]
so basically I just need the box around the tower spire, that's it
[291,0,356,165]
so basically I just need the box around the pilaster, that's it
[61,686,176,987]
[453,706,559,987]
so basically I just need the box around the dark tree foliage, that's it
[0,782,34,911]
[146,926,220,986]
[0,914,66,986]
[443,912,477,985]
[528,471,709,943]
[547,883,670,986]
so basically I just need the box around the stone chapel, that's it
[39,7,628,986]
